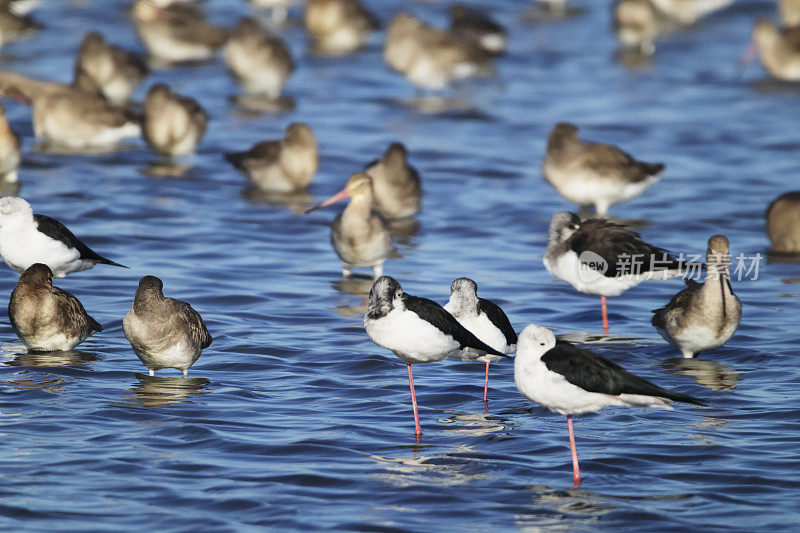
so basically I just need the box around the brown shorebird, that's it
[780,0,800,26]
[9,263,102,352]
[0,72,140,149]
[123,276,212,378]
[766,191,800,253]
[444,277,517,403]
[543,122,664,215]
[0,103,20,183]
[742,19,800,82]
[384,12,488,90]
[225,122,318,192]
[304,0,378,55]
[363,142,421,220]
[448,3,507,57]
[142,83,208,156]
[613,0,660,55]
[652,235,741,358]
[0,196,127,277]
[648,0,732,25]
[306,173,393,278]
[0,2,38,49]
[544,211,696,334]
[132,0,228,64]
[514,324,702,488]
[73,32,149,105]
[224,18,294,98]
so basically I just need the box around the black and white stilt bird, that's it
[544,211,695,334]
[9,263,102,352]
[0,196,127,277]
[514,324,703,487]
[364,276,509,438]
[123,276,212,378]
[652,235,741,358]
[443,277,517,403]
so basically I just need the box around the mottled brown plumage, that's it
[9,263,102,352]
[750,19,800,82]
[0,103,20,182]
[363,143,422,220]
[543,122,663,214]
[142,83,208,156]
[73,32,149,105]
[123,276,212,377]
[224,18,294,98]
[766,191,800,253]
[304,0,378,55]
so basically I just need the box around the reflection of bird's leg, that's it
[567,414,581,487]
[342,264,352,277]
[182,369,188,378]
[601,296,609,334]
[407,364,422,437]
[483,361,490,404]
[149,369,155,376]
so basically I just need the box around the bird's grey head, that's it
[517,324,556,358]
[548,122,579,150]
[135,275,164,302]
[19,263,53,287]
[367,276,402,319]
[0,196,33,226]
[548,211,581,243]
[383,142,408,167]
[447,277,479,316]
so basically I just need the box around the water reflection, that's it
[33,141,138,155]
[140,160,194,178]
[438,410,508,437]
[515,484,612,531]
[6,374,69,393]
[229,94,295,115]
[123,374,211,407]
[661,357,739,391]
[388,217,420,245]
[524,4,586,23]
[614,48,654,70]
[4,349,97,368]
[368,444,489,487]
[241,186,314,215]
[330,276,372,316]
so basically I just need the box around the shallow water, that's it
[1,0,799,530]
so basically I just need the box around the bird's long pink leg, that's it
[483,362,490,404]
[567,414,581,487]
[407,364,422,437]
[601,296,609,335]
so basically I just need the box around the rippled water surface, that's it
[1,0,799,530]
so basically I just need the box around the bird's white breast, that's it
[365,307,460,364]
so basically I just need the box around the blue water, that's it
[0,0,799,530]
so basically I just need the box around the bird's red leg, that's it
[407,364,422,437]
[567,414,581,487]
[483,361,490,405]
[601,296,609,335]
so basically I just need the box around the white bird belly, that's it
[365,308,460,364]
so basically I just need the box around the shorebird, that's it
[0,196,127,277]
[0,103,20,183]
[306,172,393,278]
[0,72,140,149]
[544,211,694,334]
[363,142,422,220]
[9,263,103,352]
[448,3,507,57]
[648,0,732,25]
[224,18,294,98]
[514,324,702,487]
[364,276,508,437]
[73,32,149,105]
[741,19,800,82]
[766,191,800,253]
[0,2,38,49]
[304,0,378,55]
[613,0,660,55]
[443,277,517,403]
[142,83,208,157]
[225,122,318,192]
[780,0,800,26]
[132,0,228,64]
[652,235,741,358]
[123,276,212,378]
[543,123,664,215]
[384,12,489,90]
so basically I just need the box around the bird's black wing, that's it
[478,297,517,346]
[542,340,702,404]
[33,214,127,268]
[569,219,684,278]
[402,294,506,357]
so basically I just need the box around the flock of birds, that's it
[0,0,798,488]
